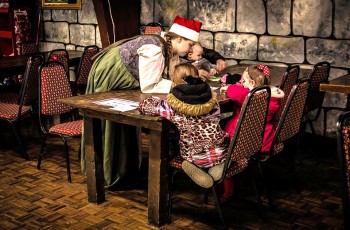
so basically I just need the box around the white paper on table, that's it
[93,98,139,112]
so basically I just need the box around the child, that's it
[139,63,230,188]
[220,64,285,202]
[187,42,218,76]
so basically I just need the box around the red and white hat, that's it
[169,15,202,42]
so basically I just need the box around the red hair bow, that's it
[257,64,270,76]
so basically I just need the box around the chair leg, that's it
[37,135,47,169]
[249,166,267,221]
[10,122,29,160]
[62,137,72,183]
[258,162,275,210]
[323,108,328,137]
[167,169,176,223]
[212,185,227,230]
[308,119,316,135]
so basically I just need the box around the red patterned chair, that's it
[73,45,99,95]
[47,49,69,79]
[274,65,300,125]
[258,79,310,208]
[167,86,271,228]
[140,22,163,35]
[336,111,350,230]
[0,54,44,159]
[303,62,330,135]
[18,41,39,55]
[37,61,82,183]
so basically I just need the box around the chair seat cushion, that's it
[0,103,31,120]
[49,120,83,136]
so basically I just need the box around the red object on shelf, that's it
[0,30,12,38]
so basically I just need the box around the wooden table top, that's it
[320,74,350,94]
[0,50,83,72]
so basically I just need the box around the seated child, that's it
[139,63,230,188]
[220,64,285,203]
[187,42,218,76]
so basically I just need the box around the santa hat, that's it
[169,15,202,42]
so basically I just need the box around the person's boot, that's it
[208,162,225,181]
[182,160,214,188]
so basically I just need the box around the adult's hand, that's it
[198,69,210,81]
[216,59,226,71]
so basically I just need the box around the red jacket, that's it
[224,84,284,153]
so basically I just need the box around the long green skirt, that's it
[81,46,142,189]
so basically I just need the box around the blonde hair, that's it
[172,63,199,85]
[246,65,271,86]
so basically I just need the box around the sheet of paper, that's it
[93,98,139,112]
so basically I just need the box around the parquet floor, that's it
[0,119,345,229]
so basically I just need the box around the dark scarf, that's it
[172,77,212,104]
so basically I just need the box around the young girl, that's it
[220,64,284,202]
[139,63,230,188]
[82,16,203,189]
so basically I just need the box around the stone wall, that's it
[141,0,350,137]
[38,0,350,137]
[39,0,100,52]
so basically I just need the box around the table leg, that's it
[148,124,169,227]
[84,116,105,204]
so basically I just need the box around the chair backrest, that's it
[19,41,39,55]
[47,49,69,78]
[74,45,99,94]
[336,111,350,229]
[275,65,300,124]
[20,54,44,106]
[222,86,271,179]
[140,22,163,35]
[271,79,310,153]
[305,61,330,114]
[39,61,73,117]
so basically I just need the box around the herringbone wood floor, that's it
[0,118,345,229]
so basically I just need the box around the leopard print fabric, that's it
[139,96,229,168]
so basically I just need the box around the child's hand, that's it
[220,86,228,94]
[210,68,218,75]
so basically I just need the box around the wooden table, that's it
[59,90,170,227]
[320,74,350,109]
[0,50,83,73]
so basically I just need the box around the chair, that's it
[274,65,300,124]
[37,61,82,183]
[18,41,39,55]
[73,45,99,95]
[336,111,350,230]
[0,54,44,159]
[303,62,330,135]
[140,22,163,35]
[168,86,271,228]
[47,49,69,79]
[258,79,310,207]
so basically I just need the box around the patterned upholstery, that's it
[47,49,69,78]
[74,45,99,95]
[37,61,82,183]
[0,92,19,104]
[336,112,350,229]
[140,22,163,35]
[0,54,44,160]
[275,65,300,125]
[19,42,38,55]
[303,62,330,134]
[167,86,271,227]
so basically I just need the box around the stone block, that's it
[189,0,234,32]
[215,33,258,60]
[259,36,304,63]
[293,0,332,37]
[155,0,187,27]
[44,22,69,43]
[141,0,154,25]
[52,10,77,23]
[38,42,65,52]
[78,0,97,24]
[334,0,350,39]
[267,0,291,35]
[70,24,95,47]
[306,39,350,68]
[199,31,213,49]
[42,10,51,21]
[237,0,265,34]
